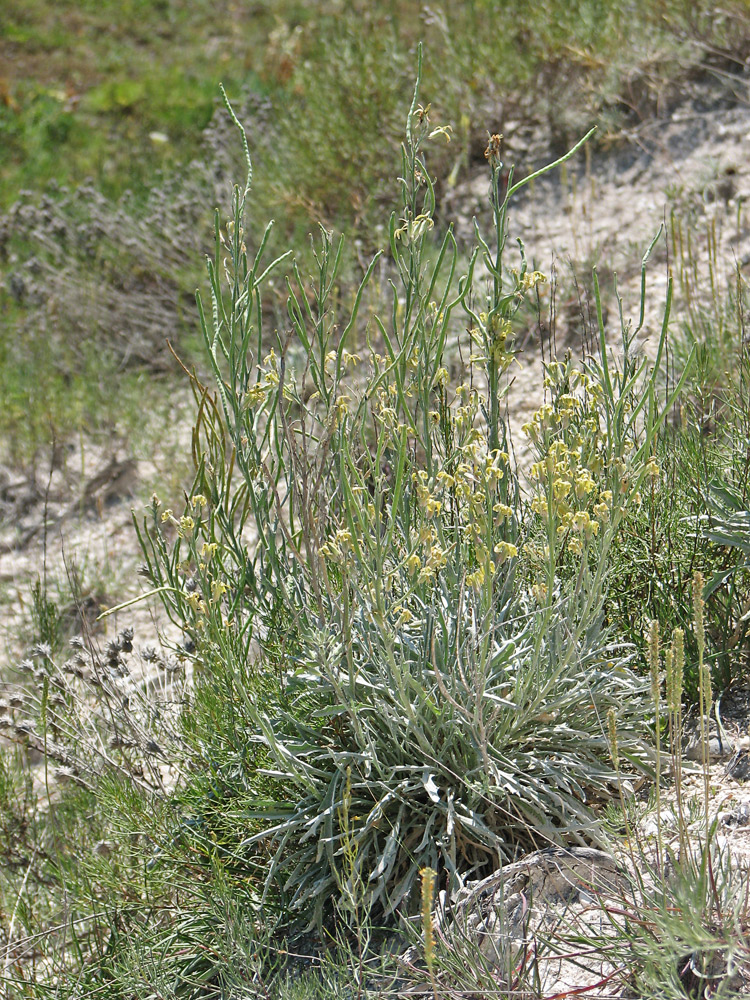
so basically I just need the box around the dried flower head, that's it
[484,132,503,169]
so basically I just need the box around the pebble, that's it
[684,734,735,762]
[725,748,750,782]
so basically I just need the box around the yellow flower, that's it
[425,498,441,519]
[335,394,351,420]
[568,537,583,556]
[521,269,547,291]
[341,350,361,369]
[522,421,539,443]
[426,545,448,571]
[534,403,555,427]
[178,516,195,539]
[210,580,228,604]
[553,478,571,501]
[593,501,610,522]
[466,567,485,589]
[572,511,590,533]
[493,503,512,521]
[394,606,414,625]
[574,472,596,499]
[419,524,436,545]
[406,554,421,576]
[493,541,518,564]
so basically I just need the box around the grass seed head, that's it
[693,570,705,658]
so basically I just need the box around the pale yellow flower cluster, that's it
[407,527,449,586]
[411,437,518,590]
[375,384,403,434]
[160,507,196,540]
[318,528,354,566]
[243,350,281,409]
[520,269,547,292]
[524,361,614,563]
[473,312,517,371]
[290,318,529,610]
[154,491,232,631]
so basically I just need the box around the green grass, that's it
[0,0,280,206]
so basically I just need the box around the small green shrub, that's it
[136,62,691,933]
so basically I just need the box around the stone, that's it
[726,748,750,782]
